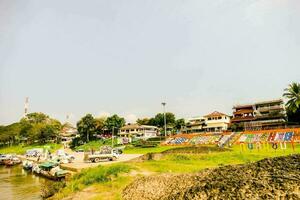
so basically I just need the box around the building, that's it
[231,99,286,130]
[119,124,158,139]
[203,111,230,132]
[60,123,78,143]
[184,117,206,133]
[231,104,255,128]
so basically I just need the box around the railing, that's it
[256,105,284,111]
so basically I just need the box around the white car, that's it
[56,150,75,162]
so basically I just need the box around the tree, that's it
[175,118,185,131]
[283,82,300,123]
[153,112,176,128]
[105,114,125,134]
[77,114,96,142]
[95,117,107,133]
[24,112,49,123]
[0,112,62,145]
[136,118,150,125]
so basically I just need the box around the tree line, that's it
[0,82,299,147]
[0,112,62,146]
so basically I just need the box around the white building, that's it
[119,124,158,139]
[203,111,230,132]
[184,116,206,133]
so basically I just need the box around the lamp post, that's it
[112,127,114,148]
[161,102,167,137]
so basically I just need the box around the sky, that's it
[0,0,300,125]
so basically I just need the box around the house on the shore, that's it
[60,123,78,143]
[203,111,230,132]
[230,99,286,131]
[184,116,206,133]
[183,111,230,133]
[118,124,158,139]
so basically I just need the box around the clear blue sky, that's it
[0,0,300,125]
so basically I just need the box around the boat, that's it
[33,161,70,180]
[22,160,34,170]
[0,154,8,165]
[4,157,22,167]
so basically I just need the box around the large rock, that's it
[123,155,300,200]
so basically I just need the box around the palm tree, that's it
[283,82,300,113]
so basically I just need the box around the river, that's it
[0,165,53,200]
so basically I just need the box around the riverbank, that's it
[49,144,300,200]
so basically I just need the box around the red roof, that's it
[204,111,228,117]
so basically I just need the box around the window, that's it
[208,117,211,120]
[218,117,222,119]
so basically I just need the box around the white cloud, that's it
[125,114,137,124]
[97,111,111,118]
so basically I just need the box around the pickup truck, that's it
[87,150,119,163]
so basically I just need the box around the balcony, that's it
[231,116,255,122]
[256,105,284,112]
[255,113,286,119]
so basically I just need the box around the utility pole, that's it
[162,102,167,137]
[112,127,114,148]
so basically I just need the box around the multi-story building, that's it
[119,124,158,139]
[183,111,230,133]
[184,116,206,133]
[60,123,78,145]
[231,99,286,130]
[203,111,230,132]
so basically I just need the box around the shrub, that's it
[71,164,131,187]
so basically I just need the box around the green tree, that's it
[77,114,97,142]
[136,118,150,125]
[24,112,49,123]
[105,114,125,134]
[21,113,62,144]
[283,82,300,123]
[153,112,176,128]
[95,117,107,133]
[0,123,21,146]
[175,118,185,131]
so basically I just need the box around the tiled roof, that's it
[203,111,228,117]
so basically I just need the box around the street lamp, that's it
[161,102,167,137]
[112,127,114,148]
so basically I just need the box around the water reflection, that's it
[0,165,53,200]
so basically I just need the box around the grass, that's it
[131,144,300,173]
[51,163,132,200]
[51,143,300,200]
[123,145,179,154]
[0,143,62,154]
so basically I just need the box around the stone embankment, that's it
[123,154,300,200]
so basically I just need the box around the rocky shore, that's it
[123,154,300,200]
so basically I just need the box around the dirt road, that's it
[60,151,142,171]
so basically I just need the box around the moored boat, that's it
[22,160,34,170]
[33,161,70,180]
[3,156,22,167]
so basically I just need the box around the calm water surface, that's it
[0,165,52,200]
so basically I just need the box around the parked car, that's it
[87,146,120,163]
[25,149,43,157]
[56,150,75,162]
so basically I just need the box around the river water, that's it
[0,165,52,200]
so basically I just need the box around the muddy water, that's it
[0,165,52,200]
